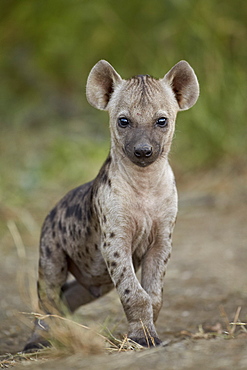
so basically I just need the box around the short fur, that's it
[24,60,199,350]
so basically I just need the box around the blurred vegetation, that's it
[0,0,247,219]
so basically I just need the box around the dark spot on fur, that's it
[85,246,89,254]
[94,244,98,250]
[105,155,112,166]
[82,214,87,228]
[123,267,126,273]
[61,266,65,273]
[87,207,92,222]
[56,243,60,249]
[63,238,67,245]
[110,232,115,238]
[108,179,111,187]
[102,172,108,184]
[89,187,94,204]
[45,246,52,258]
[86,226,91,237]
[40,228,46,240]
[124,289,130,295]
[65,204,82,221]
[103,215,107,223]
[113,252,120,258]
[111,261,117,267]
[61,199,68,208]
[58,220,63,231]
[75,204,82,221]
[65,205,74,218]
[49,208,57,222]
[169,233,172,239]
[110,268,114,275]
[52,230,56,238]
[62,226,66,234]
[103,242,107,248]
[85,263,89,269]
[116,279,121,288]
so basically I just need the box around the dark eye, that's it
[156,117,168,127]
[118,117,130,128]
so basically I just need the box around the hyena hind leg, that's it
[61,280,114,312]
[23,246,68,352]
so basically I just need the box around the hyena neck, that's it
[109,150,170,193]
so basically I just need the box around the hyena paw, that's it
[129,336,162,347]
[23,339,51,353]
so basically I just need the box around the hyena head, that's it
[86,60,199,168]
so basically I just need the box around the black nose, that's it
[134,144,153,158]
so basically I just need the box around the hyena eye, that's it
[118,117,130,128]
[156,117,168,127]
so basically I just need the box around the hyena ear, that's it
[163,60,199,111]
[86,60,122,110]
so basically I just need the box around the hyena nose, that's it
[134,144,153,158]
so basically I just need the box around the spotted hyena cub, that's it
[24,60,199,351]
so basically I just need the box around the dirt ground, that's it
[0,171,246,369]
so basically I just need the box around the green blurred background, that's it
[0,0,247,215]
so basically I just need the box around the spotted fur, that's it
[24,60,199,351]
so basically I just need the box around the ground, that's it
[0,170,246,369]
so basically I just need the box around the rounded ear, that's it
[86,60,122,110]
[163,60,199,111]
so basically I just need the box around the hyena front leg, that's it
[100,234,160,346]
[141,239,172,324]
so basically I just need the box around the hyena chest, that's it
[130,208,157,264]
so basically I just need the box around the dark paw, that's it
[129,336,162,347]
[23,340,51,353]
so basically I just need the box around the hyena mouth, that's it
[124,144,160,167]
[132,157,156,167]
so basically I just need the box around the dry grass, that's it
[0,313,145,368]
[176,306,247,340]
[1,306,246,368]
[21,312,146,354]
